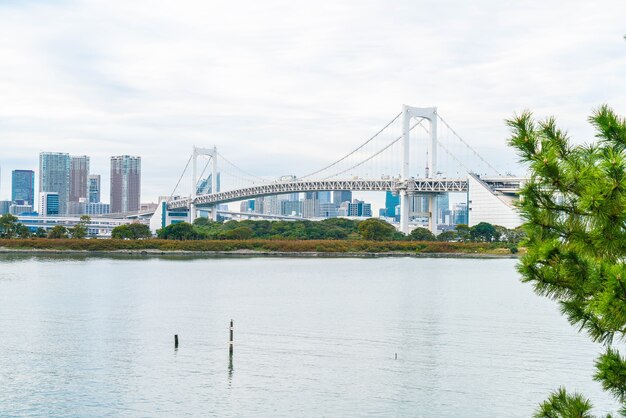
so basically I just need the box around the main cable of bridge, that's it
[298,112,402,180]
[437,114,502,176]
[321,118,427,180]
[168,153,193,202]
[217,151,269,183]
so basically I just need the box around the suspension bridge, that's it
[157,105,525,234]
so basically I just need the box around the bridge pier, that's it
[428,195,438,235]
[189,203,196,224]
[399,190,410,235]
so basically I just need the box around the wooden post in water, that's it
[229,319,234,357]
[175,334,179,349]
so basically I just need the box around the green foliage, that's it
[0,214,20,238]
[47,225,68,239]
[16,223,31,238]
[69,224,87,239]
[437,230,458,242]
[357,218,397,241]
[534,388,593,418]
[111,223,152,239]
[157,222,201,240]
[408,227,436,241]
[35,227,47,238]
[509,105,626,415]
[470,222,497,242]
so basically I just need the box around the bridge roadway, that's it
[167,177,524,210]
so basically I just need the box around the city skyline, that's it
[1,1,624,205]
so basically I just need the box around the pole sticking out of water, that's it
[395,353,397,360]
[175,334,179,349]
[229,319,234,357]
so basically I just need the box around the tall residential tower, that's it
[110,155,141,213]
[39,152,70,215]
[11,170,35,205]
[70,156,90,203]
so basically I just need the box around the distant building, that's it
[281,200,302,216]
[11,170,35,205]
[437,193,450,224]
[453,202,468,225]
[319,202,338,218]
[85,202,110,215]
[384,191,400,219]
[240,199,255,212]
[9,203,33,216]
[317,191,331,204]
[88,174,101,203]
[39,152,70,215]
[140,203,158,212]
[110,155,141,213]
[39,192,60,217]
[333,191,352,205]
[196,173,220,195]
[0,201,11,215]
[302,192,319,218]
[68,200,87,216]
[347,200,372,217]
[70,156,90,203]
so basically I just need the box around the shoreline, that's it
[0,247,519,259]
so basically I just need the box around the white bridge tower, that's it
[399,105,438,235]
[191,146,218,222]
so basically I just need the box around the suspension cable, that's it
[437,114,502,175]
[217,151,269,182]
[168,154,193,201]
[299,112,402,179]
[322,119,426,180]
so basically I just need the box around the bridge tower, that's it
[399,105,438,235]
[191,146,218,222]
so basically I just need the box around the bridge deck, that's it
[167,178,472,209]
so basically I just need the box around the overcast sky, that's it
[0,0,625,206]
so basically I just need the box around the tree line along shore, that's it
[0,214,523,254]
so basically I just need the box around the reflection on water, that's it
[0,255,618,417]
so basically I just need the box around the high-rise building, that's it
[0,201,11,215]
[110,156,141,213]
[39,192,60,217]
[39,152,70,215]
[347,200,372,217]
[11,170,35,205]
[317,191,331,204]
[70,156,90,202]
[302,192,319,218]
[88,174,101,203]
[453,202,468,225]
[332,191,352,205]
[384,191,400,219]
[281,200,302,216]
[437,193,450,224]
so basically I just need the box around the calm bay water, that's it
[0,255,618,417]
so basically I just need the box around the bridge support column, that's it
[189,203,196,224]
[211,205,218,221]
[399,190,409,235]
[428,195,438,235]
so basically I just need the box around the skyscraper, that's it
[110,156,141,213]
[39,152,70,215]
[11,170,35,205]
[332,191,352,205]
[88,174,101,203]
[70,156,90,202]
[384,191,400,218]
